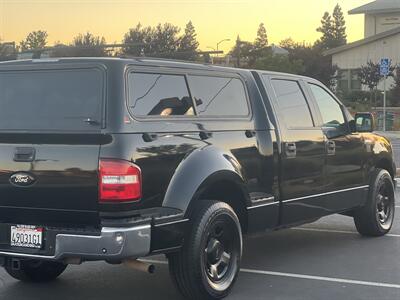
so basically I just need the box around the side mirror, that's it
[354,112,374,133]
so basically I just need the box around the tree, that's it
[254,53,304,74]
[316,5,347,50]
[279,38,297,49]
[280,40,338,88]
[122,23,155,56]
[71,32,107,57]
[178,21,199,61]
[254,23,268,50]
[358,60,395,107]
[229,35,254,68]
[332,4,347,46]
[389,66,400,107]
[152,23,181,57]
[122,23,181,58]
[20,30,48,51]
[316,12,334,50]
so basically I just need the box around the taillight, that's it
[99,159,142,203]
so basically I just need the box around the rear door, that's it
[0,64,105,227]
[262,75,326,225]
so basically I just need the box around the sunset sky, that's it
[0,0,372,52]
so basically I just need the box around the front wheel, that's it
[4,259,67,282]
[168,200,242,300]
[354,169,395,236]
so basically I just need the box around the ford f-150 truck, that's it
[0,58,396,300]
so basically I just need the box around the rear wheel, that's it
[4,259,67,282]
[354,169,395,236]
[168,200,242,300]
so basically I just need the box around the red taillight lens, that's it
[99,159,142,203]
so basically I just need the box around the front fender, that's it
[365,133,396,177]
[162,145,249,213]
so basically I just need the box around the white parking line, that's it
[239,268,400,289]
[292,227,400,237]
[141,259,400,289]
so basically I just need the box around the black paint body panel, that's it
[0,58,396,251]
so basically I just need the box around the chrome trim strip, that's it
[247,201,279,210]
[154,219,189,227]
[0,251,55,260]
[247,185,370,210]
[282,185,369,204]
[251,196,275,203]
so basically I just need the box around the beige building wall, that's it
[365,13,400,37]
[332,34,400,90]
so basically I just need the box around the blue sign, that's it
[380,58,390,76]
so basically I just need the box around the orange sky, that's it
[0,0,371,52]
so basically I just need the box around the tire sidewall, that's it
[366,169,395,235]
[189,201,243,299]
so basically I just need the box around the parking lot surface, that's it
[1,189,399,300]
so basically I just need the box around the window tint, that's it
[309,84,345,128]
[270,79,314,128]
[188,76,249,117]
[0,68,103,131]
[128,73,194,117]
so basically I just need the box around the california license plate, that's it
[10,225,43,249]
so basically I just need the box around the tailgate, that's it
[0,64,106,227]
[0,135,102,227]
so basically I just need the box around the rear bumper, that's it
[0,224,151,261]
[0,207,188,262]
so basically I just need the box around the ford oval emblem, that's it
[10,173,36,187]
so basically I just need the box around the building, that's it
[326,0,400,93]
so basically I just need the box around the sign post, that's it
[380,58,390,132]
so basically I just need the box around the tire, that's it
[4,259,67,282]
[168,200,242,300]
[354,169,395,236]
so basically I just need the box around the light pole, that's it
[383,40,387,132]
[206,47,216,64]
[216,39,230,56]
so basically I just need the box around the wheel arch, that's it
[375,156,396,179]
[187,171,250,233]
[162,146,251,232]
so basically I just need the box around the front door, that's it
[306,82,368,210]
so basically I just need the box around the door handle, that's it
[245,130,256,138]
[199,131,212,140]
[14,147,36,162]
[285,142,297,158]
[326,140,336,155]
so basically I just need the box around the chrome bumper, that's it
[0,224,151,261]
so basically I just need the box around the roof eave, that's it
[349,8,400,15]
[323,26,400,56]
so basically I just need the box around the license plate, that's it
[10,225,43,249]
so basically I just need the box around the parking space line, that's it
[239,268,400,289]
[141,259,400,289]
[292,227,400,237]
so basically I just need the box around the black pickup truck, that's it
[0,58,396,299]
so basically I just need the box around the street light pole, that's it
[383,40,387,132]
[206,47,216,64]
[384,75,387,132]
[216,39,231,56]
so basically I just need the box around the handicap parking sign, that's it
[380,58,390,76]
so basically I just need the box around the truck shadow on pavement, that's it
[1,228,398,300]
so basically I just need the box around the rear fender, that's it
[162,146,249,213]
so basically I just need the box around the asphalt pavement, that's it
[1,188,399,300]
